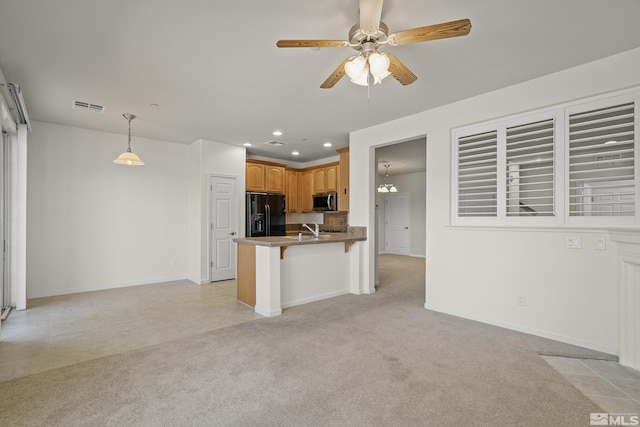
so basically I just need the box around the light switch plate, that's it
[595,237,606,250]
[566,236,582,249]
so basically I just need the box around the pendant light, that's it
[113,113,144,166]
[378,163,398,193]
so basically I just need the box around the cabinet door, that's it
[338,149,349,212]
[285,170,301,213]
[313,168,325,194]
[325,165,338,193]
[246,162,265,192]
[265,166,285,194]
[301,170,314,212]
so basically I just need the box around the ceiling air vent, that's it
[264,140,286,146]
[73,100,105,113]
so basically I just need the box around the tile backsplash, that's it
[285,212,348,232]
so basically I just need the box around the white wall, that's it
[376,171,426,257]
[27,121,189,297]
[350,47,640,355]
[187,139,246,284]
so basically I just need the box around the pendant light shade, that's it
[114,113,144,166]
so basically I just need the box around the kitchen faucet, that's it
[302,222,320,238]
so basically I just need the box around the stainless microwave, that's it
[312,192,337,211]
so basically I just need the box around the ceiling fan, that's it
[276,0,471,88]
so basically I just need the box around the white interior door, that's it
[210,176,237,282]
[385,192,410,255]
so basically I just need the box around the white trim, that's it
[27,275,188,298]
[254,306,281,317]
[425,302,618,356]
[281,289,350,309]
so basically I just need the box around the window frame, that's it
[451,87,639,229]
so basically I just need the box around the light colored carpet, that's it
[1,254,610,426]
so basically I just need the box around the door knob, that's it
[229,231,237,236]
[404,227,409,230]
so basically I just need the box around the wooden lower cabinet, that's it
[237,244,256,307]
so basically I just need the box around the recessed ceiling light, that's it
[150,103,159,107]
[292,151,300,156]
[273,130,283,136]
[323,142,332,147]
[243,142,252,147]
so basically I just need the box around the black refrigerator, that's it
[246,192,286,237]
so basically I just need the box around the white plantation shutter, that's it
[568,102,635,217]
[457,130,498,217]
[452,88,639,228]
[506,119,555,217]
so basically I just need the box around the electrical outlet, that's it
[170,259,176,266]
[517,295,526,306]
[566,237,582,249]
[595,238,606,250]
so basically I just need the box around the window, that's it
[452,88,639,228]
[457,130,497,217]
[506,119,555,217]
[568,102,635,218]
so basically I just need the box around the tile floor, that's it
[543,355,640,415]
[0,279,261,381]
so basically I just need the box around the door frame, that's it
[208,174,239,283]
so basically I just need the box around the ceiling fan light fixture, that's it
[344,55,366,79]
[368,52,390,75]
[350,65,370,86]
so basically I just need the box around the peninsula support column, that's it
[254,245,282,317]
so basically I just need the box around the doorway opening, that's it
[373,137,426,297]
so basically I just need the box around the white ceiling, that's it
[1,0,639,164]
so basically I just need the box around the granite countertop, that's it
[234,227,366,247]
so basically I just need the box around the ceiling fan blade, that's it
[387,54,417,86]
[390,18,471,46]
[320,58,351,89]
[359,0,384,33]
[276,40,348,48]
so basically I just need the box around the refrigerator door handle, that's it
[265,204,271,236]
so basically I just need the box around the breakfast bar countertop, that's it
[233,226,366,248]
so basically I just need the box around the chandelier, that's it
[378,163,397,193]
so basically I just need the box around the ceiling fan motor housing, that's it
[348,22,389,51]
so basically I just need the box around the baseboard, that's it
[254,305,282,317]
[424,302,618,356]
[281,289,350,309]
[27,276,188,299]
[409,253,426,259]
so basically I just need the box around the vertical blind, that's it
[457,130,498,217]
[505,119,555,216]
[569,102,635,216]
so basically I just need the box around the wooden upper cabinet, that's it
[337,148,349,212]
[313,168,325,194]
[325,164,338,193]
[245,160,285,194]
[301,170,314,212]
[285,169,301,213]
[265,165,285,194]
[246,162,265,192]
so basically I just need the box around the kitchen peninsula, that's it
[233,227,366,317]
